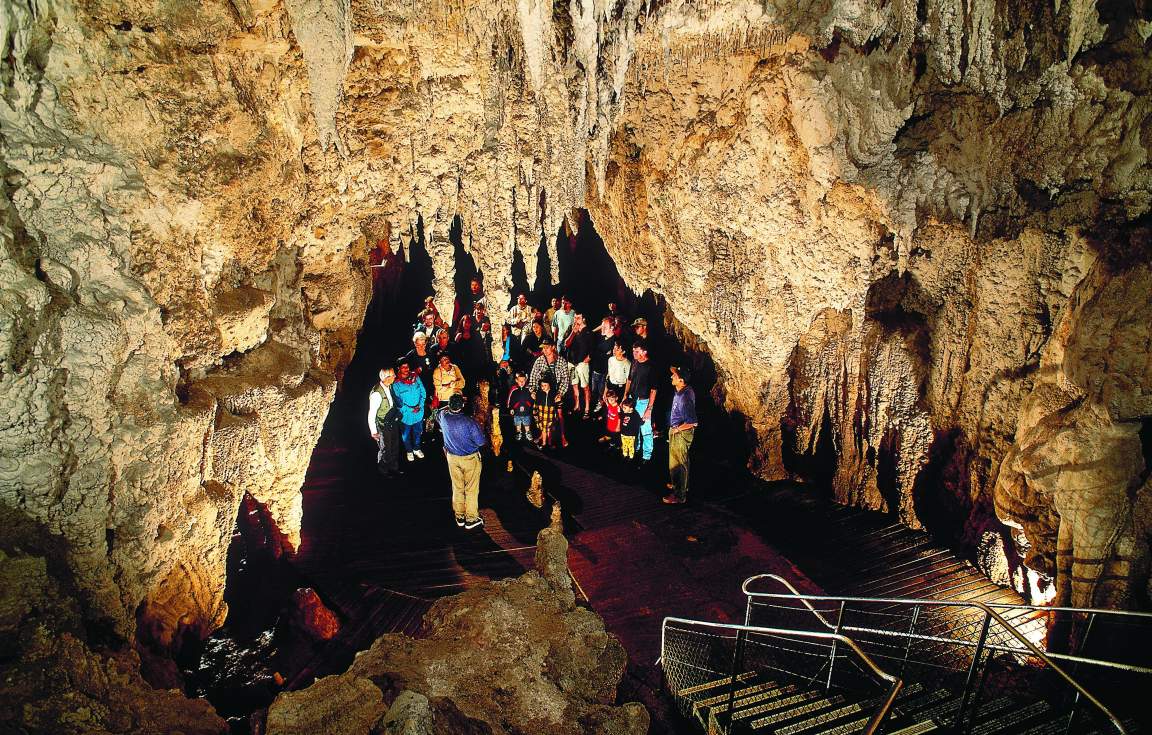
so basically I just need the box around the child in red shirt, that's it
[599,389,621,447]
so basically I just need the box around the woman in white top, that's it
[605,342,631,399]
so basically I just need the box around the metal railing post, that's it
[900,604,920,677]
[955,610,992,732]
[826,601,846,692]
[724,628,748,735]
[1064,612,1096,735]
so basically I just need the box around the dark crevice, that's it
[1137,418,1152,487]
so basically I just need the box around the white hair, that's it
[413,331,427,343]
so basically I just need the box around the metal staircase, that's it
[659,575,1152,735]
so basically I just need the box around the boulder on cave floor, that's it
[265,526,648,734]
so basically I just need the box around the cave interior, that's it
[2,0,1151,733]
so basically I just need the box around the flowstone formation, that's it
[1,0,1150,708]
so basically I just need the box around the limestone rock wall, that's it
[587,3,1151,607]
[0,0,361,649]
[1,0,1149,669]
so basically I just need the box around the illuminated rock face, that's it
[0,0,1148,667]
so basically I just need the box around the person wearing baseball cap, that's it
[631,317,648,343]
[438,393,487,529]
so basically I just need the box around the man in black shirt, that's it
[623,339,657,463]
[565,314,595,417]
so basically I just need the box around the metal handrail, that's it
[741,574,1152,674]
[741,574,1130,735]
[661,616,903,735]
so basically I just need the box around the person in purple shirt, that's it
[663,365,698,505]
[438,394,488,529]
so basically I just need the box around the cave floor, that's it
[287,409,1036,732]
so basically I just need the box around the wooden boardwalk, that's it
[283,410,1036,730]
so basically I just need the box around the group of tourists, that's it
[368,277,699,531]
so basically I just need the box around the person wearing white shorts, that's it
[565,313,595,417]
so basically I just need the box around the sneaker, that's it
[406,452,414,462]
[413,448,425,459]
[455,515,466,527]
[464,517,484,530]
[662,494,686,505]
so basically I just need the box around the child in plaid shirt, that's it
[533,375,561,449]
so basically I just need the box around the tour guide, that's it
[438,393,487,529]
[663,365,698,505]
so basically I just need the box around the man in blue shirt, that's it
[438,393,488,528]
[663,365,698,505]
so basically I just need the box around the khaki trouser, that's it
[669,428,695,501]
[447,451,482,521]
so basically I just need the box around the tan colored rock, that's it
[994,260,1152,608]
[213,285,276,356]
[266,673,387,735]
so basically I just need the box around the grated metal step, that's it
[694,681,799,727]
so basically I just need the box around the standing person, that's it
[432,353,465,409]
[368,368,403,479]
[533,375,560,449]
[522,320,546,362]
[544,297,560,338]
[590,317,615,413]
[507,371,534,441]
[430,329,451,362]
[453,314,482,382]
[415,311,438,340]
[528,340,571,447]
[565,314,593,418]
[404,332,436,399]
[508,293,533,343]
[472,302,492,334]
[619,398,641,460]
[393,362,427,462]
[630,317,649,349]
[438,394,487,529]
[490,358,514,420]
[498,324,515,365]
[551,296,575,351]
[606,341,631,401]
[664,365,697,504]
[623,340,656,464]
[453,276,486,330]
[599,389,621,446]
